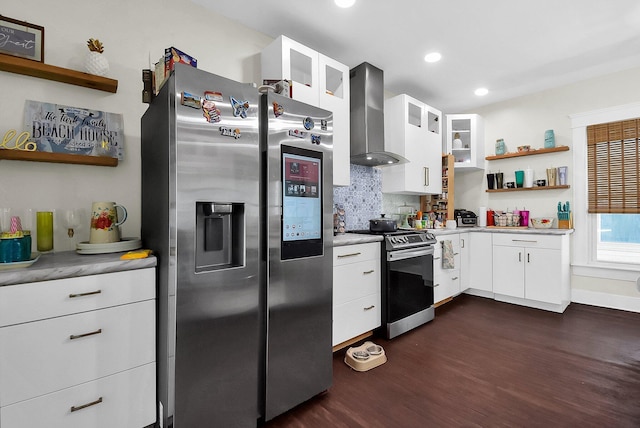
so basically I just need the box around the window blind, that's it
[587,119,640,213]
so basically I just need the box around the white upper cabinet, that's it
[446,114,484,171]
[382,94,442,195]
[262,35,350,186]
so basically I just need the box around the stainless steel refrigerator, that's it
[141,63,333,427]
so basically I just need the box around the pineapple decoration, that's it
[84,38,109,77]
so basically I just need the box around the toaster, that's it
[454,209,478,227]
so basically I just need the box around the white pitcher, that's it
[89,202,127,244]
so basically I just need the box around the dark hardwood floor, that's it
[265,295,640,427]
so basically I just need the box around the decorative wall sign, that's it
[0,15,44,62]
[23,100,124,159]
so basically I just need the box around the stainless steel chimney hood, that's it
[350,62,407,167]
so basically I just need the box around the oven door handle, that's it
[387,246,434,261]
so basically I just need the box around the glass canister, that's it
[495,139,506,155]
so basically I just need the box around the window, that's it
[587,118,640,265]
[597,214,640,263]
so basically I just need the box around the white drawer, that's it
[0,269,155,327]
[492,233,564,250]
[0,300,155,406]
[333,242,380,266]
[1,363,156,428]
[333,259,380,306]
[332,293,381,346]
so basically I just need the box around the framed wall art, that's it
[0,15,44,62]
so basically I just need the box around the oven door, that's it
[385,246,434,338]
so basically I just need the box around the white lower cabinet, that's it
[434,234,461,304]
[0,268,156,428]
[492,233,570,312]
[1,363,155,428]
[333,242,381,347]
[467,232,493,294]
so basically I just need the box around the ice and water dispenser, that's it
[195,202,244,272]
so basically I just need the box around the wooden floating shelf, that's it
[485,146,569,161]
[0,149,118,167]
[486,185,570,193]
[0,54,118,93]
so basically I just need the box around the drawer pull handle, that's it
[453,252,459,256]
[434,257,441,260]
[70,328,102,340]
[338,252,361,258]
[70,396,103,413]
[363,305,375,311]
[363,270,375,274]
[69,290,102,298]
[433,283,440,287]
[452,277,459,280]
[512,239,537,243]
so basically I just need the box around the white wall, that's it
[455,67,640,309]
[1,0,271,251]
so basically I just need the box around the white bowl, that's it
[531,217,554,229]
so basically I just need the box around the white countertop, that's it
[0,251,157,287]
[430,226,574,236]
[333,233,384,247]
[332,227,573,246]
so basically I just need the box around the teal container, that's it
[0,238,13,263]
[495,139,506,155]
[21,232,32,261]
[0,234,31,263]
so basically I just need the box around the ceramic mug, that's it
[89,202,127,244]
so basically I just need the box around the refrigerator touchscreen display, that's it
[281,145,323,259]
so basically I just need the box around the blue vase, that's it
[544,129,555,148]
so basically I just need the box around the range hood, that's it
[349,62,407,167]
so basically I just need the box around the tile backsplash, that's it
[333,165,420,231]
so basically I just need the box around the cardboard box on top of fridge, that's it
[164,47,197,76]
[153,47,197,96]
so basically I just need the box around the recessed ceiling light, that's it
[475,87,489,96]
[335,0,356,8]
[424,52,442,63]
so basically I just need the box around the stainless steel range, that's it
[351,229,436,339]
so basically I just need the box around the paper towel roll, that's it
[478,207,487,227]
[524,167,534,188]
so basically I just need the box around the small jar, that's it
[495,139,506,155]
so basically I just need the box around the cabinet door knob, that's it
[452,277,459,280]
